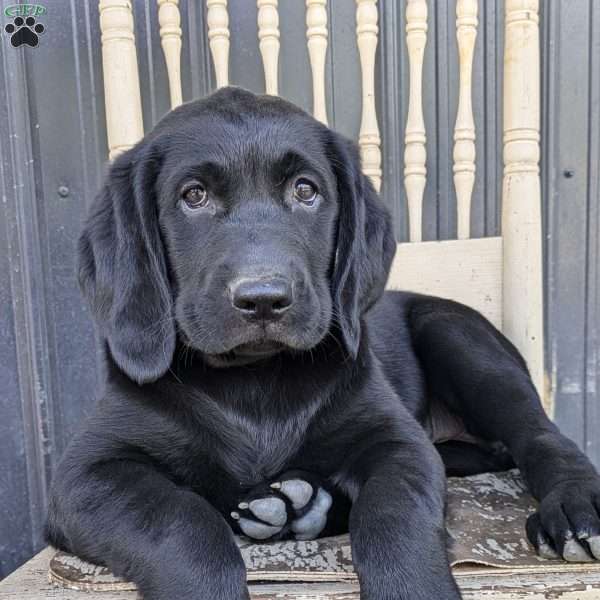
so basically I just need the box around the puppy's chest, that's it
[217,411,308,485]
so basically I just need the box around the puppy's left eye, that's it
[181,182,210,212]
[293,178,319,207]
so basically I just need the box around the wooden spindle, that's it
[257,0,280,95]
[355,0,381,192]
[306,0,328,124]
[98,0,144,160]
[404,0,427,241]
[453,0,477,240]
[207,0,230,88]
[502,0,544,401]
[158,0,183,108]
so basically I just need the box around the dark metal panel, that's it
[278,0,313,115]
[0,0,108,576]
[27,0,104,455]
[378,0,408,241]
[0,44,50,577]
[424,0,457,241]
[584,0,600,469]
[0,52,36,580]
[181,1,214,101]
[327,2,362,140]
[227,0,264,94]
[542,0,592,453]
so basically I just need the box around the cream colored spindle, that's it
[99,0,144,160]
[158,0,183,108]
[502,0,544,402]
[356,0,381,192]
[207,0,230,88]
[306,0,328,124]
[257,0,280,95]
[453,0,477,239]
[404,0,427,241]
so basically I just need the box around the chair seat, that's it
[2,470,599,599]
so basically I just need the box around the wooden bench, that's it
[2,472,600,599]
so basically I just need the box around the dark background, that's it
[1,0,599,579]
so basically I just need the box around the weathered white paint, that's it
[157,0,183,108]
[453,0,478,240]
[387,238,503,330]
[98,0,144,160]
[501,0,545,406]
[355,0,381,192]
[257,0,280,96]
[404,0,428,241]
[207,0,230,88]
[5,545,600,599]
[306,0,328,124]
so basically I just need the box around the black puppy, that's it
[47,87,600,600]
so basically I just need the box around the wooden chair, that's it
[1,4,597,597]
[98,0,546,410]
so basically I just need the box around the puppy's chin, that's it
[203,341,286,368]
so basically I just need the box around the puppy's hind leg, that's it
[436,440,516,477]
[409,295,600,563]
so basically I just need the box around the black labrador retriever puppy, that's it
[47,87,600,600]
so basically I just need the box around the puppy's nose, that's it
[231,278,294,320]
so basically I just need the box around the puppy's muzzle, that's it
[230,277,294,321]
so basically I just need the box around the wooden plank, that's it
[453,0,478,240]
[386,237,503,330]
[98,0,144,159]
[306,0,328,124]
[3,548,600,600]
[501,0,544,401]
[0,549,136,599]
[207,0,230,88]
[157,0,183,108]
[355,0,382,191]
[404,0,428,241]
[257,0,280,95]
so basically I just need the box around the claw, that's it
[537,539,559,560]
[270,482,281,490]
[238,502,249,510]
[230,511,240,520]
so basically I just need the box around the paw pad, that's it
[4,16,45,48]
[231,471,333,542]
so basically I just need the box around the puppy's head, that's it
[79,87,395,383]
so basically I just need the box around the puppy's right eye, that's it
[181,183,209,211]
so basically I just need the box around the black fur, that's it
[47,88,600,600]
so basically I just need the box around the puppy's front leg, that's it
[344,440,461,600]
[47,457,249,600]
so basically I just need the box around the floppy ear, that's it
[328,132,396,359]
[78,145,175,384]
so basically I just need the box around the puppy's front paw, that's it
[231,470,332,541]
[526,479,600,562]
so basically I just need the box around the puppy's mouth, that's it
[204,340,286,368]
[233,340,285,357]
